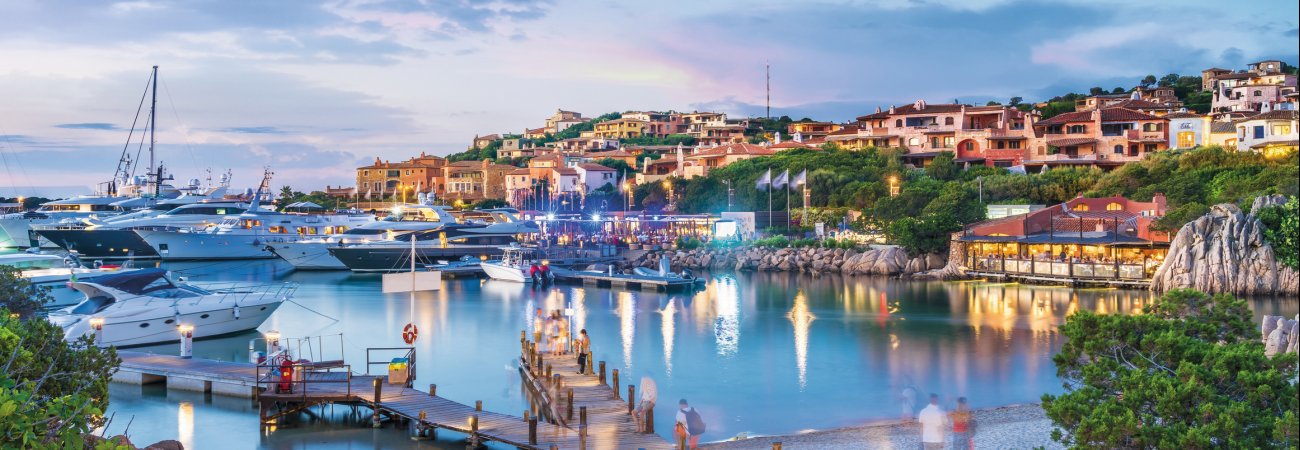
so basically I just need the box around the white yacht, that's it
[0,253,148,308]
[481,246,550,283]
[267,201,460,270]
[134,207,375,260]
[36,199,258,260]
[328,209,539,272]
[51,268,293,347]
[0,196,128,248]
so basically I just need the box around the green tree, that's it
[886,213,959,256]
[1256,196,1300,270]
[1140,74,1157,88]
[1158,73,1180,87]
[1009,96,1024,106]
[1042,289,1298,449]
[0,266,49,318]
[1089,87,1105,95]
[470,199,509,209]
[925,151,959,181]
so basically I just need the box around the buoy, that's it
[402,323,419,344]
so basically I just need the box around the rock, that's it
[1250,194,1288,216]
[145,440,185,450]
[1265,318,1286,356]
[1151,202,1300,296]
[926,253,946,270]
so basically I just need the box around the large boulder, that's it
[1151,203,1299,296]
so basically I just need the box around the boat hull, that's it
[267,241,347,270]
[481,261,532,283]
[329,246,504,272]
[135,229,279,260]
[59,301,283,347]
[36,228,160,259]
[0,217,55,248]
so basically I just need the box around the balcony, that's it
[1125,130,1165,141]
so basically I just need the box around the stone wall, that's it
[623,246,946,276]
[1150,195,1299,296]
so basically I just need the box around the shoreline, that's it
[701,403,1062,449]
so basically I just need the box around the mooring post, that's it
[566,388,574,421]
[599,361,606,385]
[469,414,480,447]
[628,385,636,415]
[545,363,552,379]
[579,424,588,450]
[528,417,538,445]
[429,383,436,396]
[645,407,655,434]
[475,400,482,412]
[579,406,588,428]
[772,443,783,450]
[371,378,382,428]
[553,374,562,392]
[612,369,620,399]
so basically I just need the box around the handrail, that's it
[255,362,352,401]
[365,347,416,387]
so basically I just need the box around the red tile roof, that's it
[577,163,616,171]
[1045,138,1098,147]
[688,143,775,158]
[1037,107,1161,125]
[856,103,965,120]
[1246,109,1299,121]
[827,126,861,136]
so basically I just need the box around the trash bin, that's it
[388,357,410,385]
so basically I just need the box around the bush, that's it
[1256,196,1299,270]
[752,236,790,248]
[675,236,703,250]
[790,238,820,248]
[886,213,960,256]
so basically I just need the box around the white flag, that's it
[793,169,808,186]
[365,188,373,200]
[772,169,789,189]
[755,169,772,190]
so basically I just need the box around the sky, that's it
[0,0,1296,196]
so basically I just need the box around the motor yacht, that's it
[51,268,293,347]
[267,200,459,270]
[0,253,148,308]
[480,246,551,283]
[36,199,258,260]
[327,210,539,272]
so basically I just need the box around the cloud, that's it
[215,126,288,135]
[54,123,120,130]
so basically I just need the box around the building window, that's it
[963,141,974,151]
[1272,124,1292,135]
[1037,146,1046,155]
[1254,126,1265,139]
[1067,125,1086,134]
[1253,90,1262,97]
[908,137,920,146]
[1072,203,1089,211]
[1178,131,1196,148]
[944,117,954,126]
[895,119,902,127]
[1106,202,1122,211]
[1008,141,1021,149]
[1114,144,1124,154]
[363,170,369,176]
[1145,144,1157,153]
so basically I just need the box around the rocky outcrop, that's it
[1261,315,1299,357]
[913,239,968,280]
[623,245,946,276]
[1151,201,1299,296]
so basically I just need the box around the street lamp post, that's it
[722,179,733,212]
[889,175,899,198]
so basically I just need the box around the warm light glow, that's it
[714,277,740,357]
[788,290,815,390]
[89,317,105,329]
[178,324,194,334]
[619,292,636,368]
[178,401,194,450]
[661,298,676,376]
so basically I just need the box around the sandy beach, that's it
[702,404,1063,450]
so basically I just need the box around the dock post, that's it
[579,424,588,450]
[566,388,574,421]
[612,370,620,400]
[628,385,635,414]
[528,417,538,445]
[773,443,782,450]
[372,378,382,428]
[468,414,480,448]
[553,374,561,391]
[579,406,587,428]
[599,361,606,385]
[523,410,530,422]
[586,351,594,376]
[545,363,552,379]
[645,407,654,434]
[429,384,436,396]
[475,400,482,412]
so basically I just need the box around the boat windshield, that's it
[0,257,66,271]
[69,295,114,315]
[87,268,179,295]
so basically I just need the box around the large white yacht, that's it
[0,253,147,308]
[267,199,459,270]
[328,208,539,272]
[0,196,128,248]
[51,268,292,347]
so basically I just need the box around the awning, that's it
[901,151,943,160]
[1046,138,1097,147]
[954,157,986,163]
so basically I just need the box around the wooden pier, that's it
[518,334,673,450]
[556,271,704,292]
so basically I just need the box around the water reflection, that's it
[787,290,814,390]
[177,401,193,450]
[108,260,1298,446]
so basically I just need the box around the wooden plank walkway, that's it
[520,338,673,450]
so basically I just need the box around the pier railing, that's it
[365,347,416,387]
[255,362,353,400]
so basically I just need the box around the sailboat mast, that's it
[150,65,158,197]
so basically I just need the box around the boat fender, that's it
[233,305,241,320]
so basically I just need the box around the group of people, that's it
[910,392,976,450]
[533,308,580,357]
[631,375,706,450]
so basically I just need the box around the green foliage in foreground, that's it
[1255,196,1299,271]
[1,267,121,448]
[1042,289,1299,449]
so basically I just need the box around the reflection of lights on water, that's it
[787,290,815,390]
[661,298,676,376]
[573,288,587,333]
[619,292,635,368]
[714,276,740,357]
[178,401,193,450]
[889,333,899,349]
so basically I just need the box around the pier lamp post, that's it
[624,180,634,211]
[89,317,105,347]
[178,324,194,359]
[662,180,674,211]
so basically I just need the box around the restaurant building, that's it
[958,194,1171,285]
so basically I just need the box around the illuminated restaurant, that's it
[959,194,1171,284]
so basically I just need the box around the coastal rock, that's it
[913,239,968,280]
[1151,202,1299,296]
[145,440,185,450]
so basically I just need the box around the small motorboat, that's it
[480,246,551,283]
[632,255,700,282]
[0,252,148,308]
[50,268,294,347]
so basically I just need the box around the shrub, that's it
[752,236,790,248]
[1255,196,1299,270]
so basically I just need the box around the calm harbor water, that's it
[92,259,1295,449]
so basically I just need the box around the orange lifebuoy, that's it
[402,323,418,344]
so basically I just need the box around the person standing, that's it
[949,397,974,450]
[917,393,947,450]
[574,329,590,374]
[633,376,658,432]
[675,399,705,450]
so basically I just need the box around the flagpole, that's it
[785,173,791,228]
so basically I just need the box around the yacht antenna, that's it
[150,65,159,197]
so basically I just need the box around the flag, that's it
[772,169,789,189]
[793,169,807,186]
[365,188,372,200]
[755,169,771,190]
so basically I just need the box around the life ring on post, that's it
[402,323,419,345]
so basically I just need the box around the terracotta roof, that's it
[553,167,578,175]
[577,163,616,171]
[855,103,966,120]
[1203,67,1229,72]
[770,141,812,149]
[688,143,775,159]
[1164,112,1203,119]
[827,126,861,136]
[646,158,679,166]
[508,168,532,175]
[1037,108,1161,125]
[1046,138,1098,147]
[1109,99,1174,110]
[1209,121,1238,133]
[1245,109,1299,121]
[588,149,634,157]
[1215,73,1253,80]
[477,134,500,140]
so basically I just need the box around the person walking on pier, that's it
[574,329,590,374]
[917,393,948,450]
[675,398,705,450]
[949,397,974,450]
